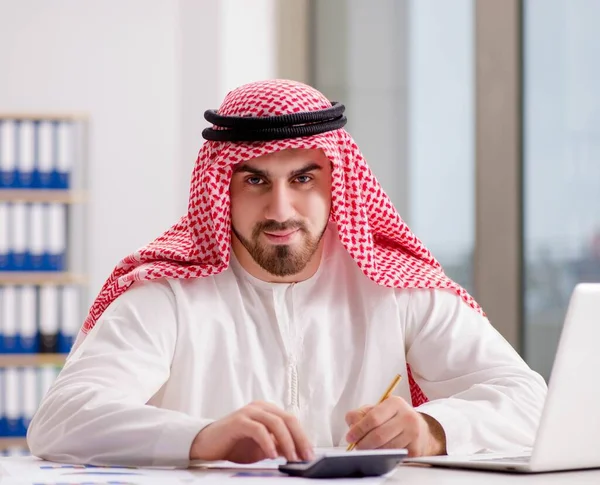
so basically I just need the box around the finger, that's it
[252,402,314,461]
[382,431,413,452]
[247,408,299,461]
[345,405,373,426]
[346,397,404,445]
[240,419,279,459]
[378,428,422,456]
[376,412,422,453]
[279,414,315,461]
[355,412,405,450]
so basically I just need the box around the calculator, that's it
[278,449,408,479]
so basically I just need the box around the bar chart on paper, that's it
[0,455,199,483]
[0,451,394,484]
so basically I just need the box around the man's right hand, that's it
[189,401,315,464]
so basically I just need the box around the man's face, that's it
[229,148,332,278]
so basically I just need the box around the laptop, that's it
[404,283,600,473]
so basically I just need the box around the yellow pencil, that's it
[346,374,402,451]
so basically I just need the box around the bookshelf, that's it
[0,437,27,450]
[0,273,87,285]
[0,353,67,367]
[0,113,88,446]
[0,189,86,204]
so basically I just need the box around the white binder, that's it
[0,202,9,269]
[0,288,4,353]
[0,368,5,434]
[1,286,18,353]
[18,120,35,187]
[29,203,45,270]
[4,367,20,435]
[37,121,54,187]
[19,285,38,353]
[10,202,28,270]
[39,285,59,353]
[0,120,16,187]
[56,122,72,187]
[47,203,66,270]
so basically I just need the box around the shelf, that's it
[0,272,87,285]
[0,437,28,450]
[0,112,88,121]
[0,353,67,367]
[0,189,86,203]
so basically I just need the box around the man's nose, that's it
[264,183,295,222]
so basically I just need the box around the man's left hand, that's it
[345,396,447,457]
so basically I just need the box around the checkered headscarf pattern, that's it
[82,79,483,407]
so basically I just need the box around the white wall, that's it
[177,0,221,214]
[0,0,181,299]
[177,0,279,214]
[219,0,277,102]
[0,0,279,302]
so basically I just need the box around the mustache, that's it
[254,220,306,234]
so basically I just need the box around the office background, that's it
[0,0,599,447]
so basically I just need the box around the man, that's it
[27,79,547,467]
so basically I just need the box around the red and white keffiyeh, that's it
[82,79,483,407]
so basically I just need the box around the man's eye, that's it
[246,177,264,185]
[295,175,312,184]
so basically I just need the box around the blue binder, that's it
[16,120,35,189]
[4,368,21,436]
[0,119,17,189]
[35,120,55,189]
[28,203,45,271]
[18,286,39,354]
[39,285,59,353]
[1,286,19,353]
[9,203,30,271]
[46,204,66,271]
[55,121,71,189]
[0,369,6,436]
[0,287,4,354]
[0,203,8,270]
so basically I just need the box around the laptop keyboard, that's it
[474,456,530,463]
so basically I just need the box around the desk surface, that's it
[387,464,600,484]
[1,457,600,484]
[191,465,600,483]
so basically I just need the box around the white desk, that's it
[1,458,600,484]
[176,465,600,484]
[388,464,600,484]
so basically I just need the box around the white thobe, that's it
[26,226,547,467]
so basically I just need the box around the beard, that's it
[232,219,327,277]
